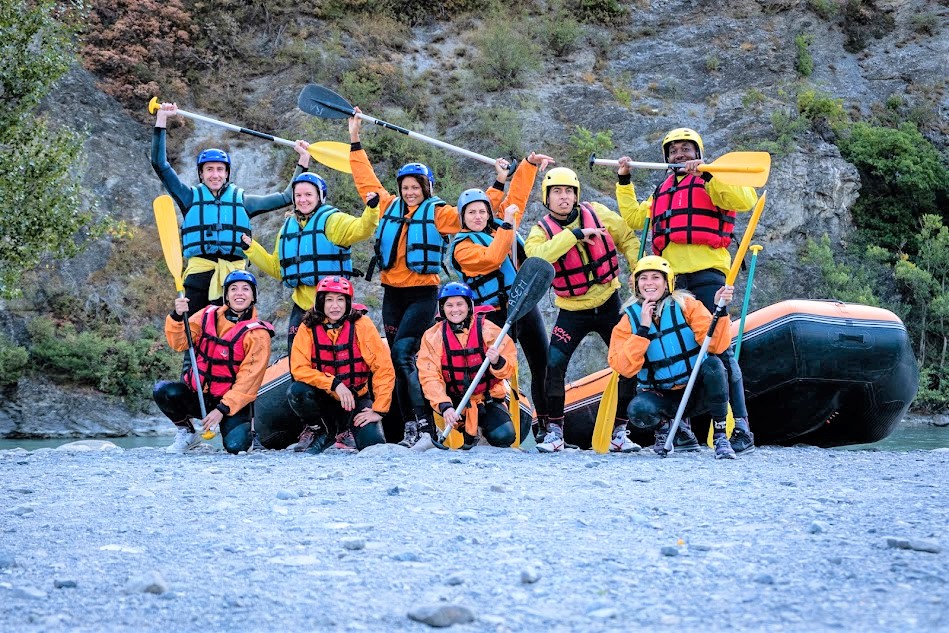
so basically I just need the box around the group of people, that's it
[150,101,759,460]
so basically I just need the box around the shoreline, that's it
[2,444,947,632]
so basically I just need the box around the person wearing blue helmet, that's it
[241,171,379,351]
[154,270,275,454]
[347,109,514,449]
[151,102,310,313]
[417,282,518,450]
[446,153,555,442]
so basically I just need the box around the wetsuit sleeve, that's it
[706,178,758,213]
[591,202,641,266]
[418,325,452,411]
[324,204,380,248]
[617,182,650,238]
[350,148,396,213]
[356,318,394,413]
[452,228,514,276]
[151,128,193,213]
[243,228,283,280]
[524,222,578,262]
[290,326,334,393]
[607,311,649,378]
[683,295,732,354]
[220,328,272,413]
[243,165,303,219]
[164,310,204,352]
[482,320,516,381]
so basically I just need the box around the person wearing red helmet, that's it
[417,283,518,450]
[617,127,759,454]
[242,171,379,351]
[286,276,395,454]
[347,110,514,449]
[151,102,310,313]
[154,270,274,454]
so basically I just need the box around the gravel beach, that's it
[1,442,947,632]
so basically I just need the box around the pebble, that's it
[126,571,168,595]
[591,479,609,488]
[809,520,827,534]
[490,484,506,493]
[11,505,34,516]
[521,566,541,583]
[445,574,465,586]
[457,511,478,521]
[12,586,48,600]
[407,604,475,627]
[393,552,420,562]
[341,537,366,551]
[54,579,78,589]
[660,546,679,557]
[754,573,775,585]
[884,537,941,554]
[589,607,619,619]
[387,486,401,495]
[275,490,297,500]
[0,553,17,569]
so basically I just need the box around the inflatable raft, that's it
[252,300,919,450]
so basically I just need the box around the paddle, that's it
[589,151,771,188]
[153,195,209,432]
[433,257,555,449]
[662,191,767,455]
[147,97,351,174]
[297,84,516,174]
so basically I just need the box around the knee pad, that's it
[483,422,515,447]
[628,399,662,431]
[222,425,251,454]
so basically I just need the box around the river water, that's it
[1,420,946,451]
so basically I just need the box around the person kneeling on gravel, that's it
[607,256,738,459]
[417,282,518,451]
[286,276,394,454]
[155,271,274,454]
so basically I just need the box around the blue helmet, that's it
[196,148,231,168]
[292,172,328,204]
[223,270,258,302]
[397,162,435,197]
[438,282,474,318]
[457,188,492,229]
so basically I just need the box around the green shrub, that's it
[539,7,583,57]
[567,126,614,192]
[705,54,720,72]
[800,235,880,305]
[570,0,625,24]
[841,0,894,52]
[0,336,29,388]
[808,0,837,19]
[794,33,814,77]
[471,22,541,92]
[28,318,177,406]
[797,88,847,128]
[910,13,939,37]
[742,88,766,108]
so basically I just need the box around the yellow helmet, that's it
[633,255,675,293]
[662,127,704,161]
[541,167,580,207]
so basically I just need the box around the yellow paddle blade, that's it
[433,413,464,450]
[308,141,352,174]
[726,191,767,285]
[153,195,184,293]
[510,371,521,449]
[592,371,619,454]
[699,151,771,187]
[708,405,737,447]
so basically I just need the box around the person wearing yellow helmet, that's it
[608,256,737,459]
[616,127,758,454]
[525,165,640,453]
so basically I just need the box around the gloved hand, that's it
[366,192,380,208]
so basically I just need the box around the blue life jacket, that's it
[181,183,251,259]
[626,299,701,390]
[374,196,446,275]
[278,205,352,288]
[447,223,520,307]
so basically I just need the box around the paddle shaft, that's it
[178,296,208,420]
[734,245,763,361]
[356,112,497,167]
[592,157,764,174]
[637,217,650,260]
[149,98,297,149]
[437,320,512,442]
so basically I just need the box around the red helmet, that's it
[316,275,353,298]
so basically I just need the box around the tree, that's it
[0,0,106,298]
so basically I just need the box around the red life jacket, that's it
[538,202,620,297]
[310,319,372,396]
[440,315,500,401]
[185,306,275,398]
[651,174,735,255]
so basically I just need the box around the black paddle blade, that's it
[297,84,354,120]
[506,257,555,323]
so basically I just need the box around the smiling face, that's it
[546,185,577,217]
[665,140,699,164]
[463,201,491,232]
[636,270,668,302]
[200,162,228,193]
[322,292,348,322]
[442,296,470,325]
[293,182,320,216]
[226,281,254,312]
[400,176,426,207]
